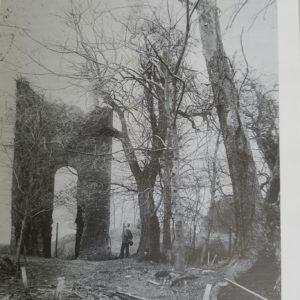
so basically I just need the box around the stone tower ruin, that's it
[10,79,113,260]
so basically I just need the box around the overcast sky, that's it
[1,0,278,110]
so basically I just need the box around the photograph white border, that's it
[278,0,300,299]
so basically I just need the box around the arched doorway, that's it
[11,81,113,259]
[51,167,78,259]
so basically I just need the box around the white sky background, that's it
[278,1,300,299]
[0,0,278,110]
[1,0,300,297]
[52,167,77,243]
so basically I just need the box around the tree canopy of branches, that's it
[61,0,198,266]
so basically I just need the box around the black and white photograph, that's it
[0,0,298,299]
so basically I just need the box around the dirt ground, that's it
[0,256,218,299]
[0,255,280,300]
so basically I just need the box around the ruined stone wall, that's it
[11,79,112,259]
[70,108,113,259]
[11,80,57,257]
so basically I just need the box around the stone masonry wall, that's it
[11,79,112,259]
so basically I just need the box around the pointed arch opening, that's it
[51,167,78,259]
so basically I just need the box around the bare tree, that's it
[60,1,196,267]
[195,0,267,291]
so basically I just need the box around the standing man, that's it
[120,223,133,258]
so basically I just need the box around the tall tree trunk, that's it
[161,52,185,271]
[161,151,172,256]
[171,126,185,272]
[197,0,266,282]
[137,181,160,261]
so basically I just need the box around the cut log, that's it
[21,266,28,290]
[103,290,148,300]
[54,277,65,300]
[114,291,147,300]
[202,284,212,300]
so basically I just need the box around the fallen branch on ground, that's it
[170,274,198,287]
[146,280,161,286]
[225,278,269,300]
[202,270,216,275]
